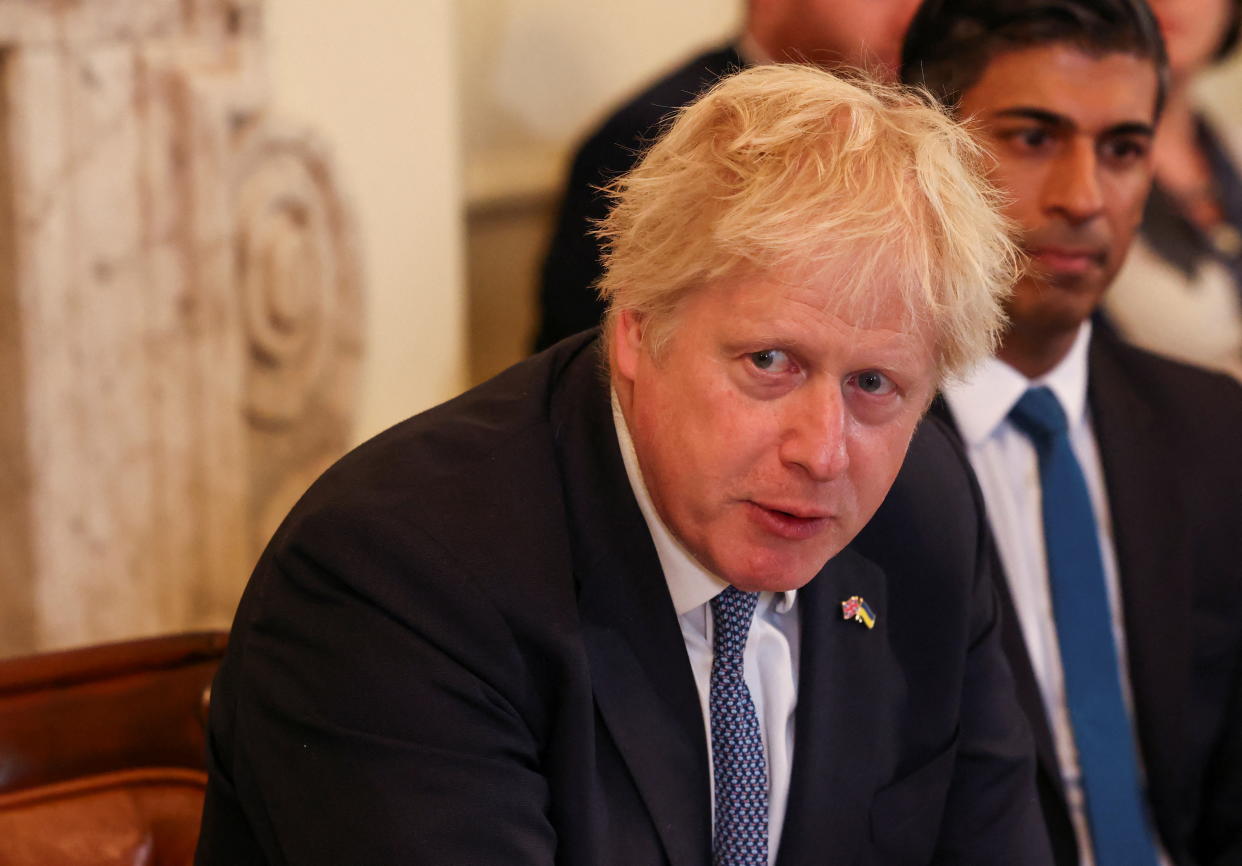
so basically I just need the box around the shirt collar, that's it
[611,388,796,617]
[942,321,1093,446]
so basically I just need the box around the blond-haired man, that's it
[197,66,1052,865]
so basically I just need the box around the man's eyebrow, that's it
[990,107,1072,128]
[1102,121,1155,139]
[989,107,1155,140]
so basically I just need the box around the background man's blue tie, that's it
[709,585,768,866]
[1009,386,1160,865]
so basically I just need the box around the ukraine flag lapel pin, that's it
[841,595,876,629]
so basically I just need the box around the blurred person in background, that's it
[533,0,922,351]
[1103,0,1242,379]
[903,1,1242,864]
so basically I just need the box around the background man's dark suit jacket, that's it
[196,332,1052,865]
[534,45,744,350]
[933,330,1242,866]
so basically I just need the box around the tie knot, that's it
[1008,386,1069,440]
[711,585,760,660]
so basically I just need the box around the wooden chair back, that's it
[0,632,228,865]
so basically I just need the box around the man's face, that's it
[769,0,923,77]
[611,264,937,594]
[958,44,1157,341]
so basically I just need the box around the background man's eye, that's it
[1106,139,1149,162]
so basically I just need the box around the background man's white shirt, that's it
[943,321,1169,866]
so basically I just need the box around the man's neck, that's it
[995,325,1081,379]
[737,30,774,66]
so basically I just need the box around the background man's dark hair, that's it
[900,0,1170,115]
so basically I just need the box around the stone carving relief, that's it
[0,0,363,655]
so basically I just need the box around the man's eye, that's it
[1002,127,1053,153]
[1103,137,1149,165]
[850,370,894,395]
[749,349,793,373]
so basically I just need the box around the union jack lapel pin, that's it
[841,595,876,629]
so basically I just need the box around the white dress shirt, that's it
[942,322,1168,866]
[612,391,799,865]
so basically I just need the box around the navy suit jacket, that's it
[196,333,1051,865]
[932,330,1242,866]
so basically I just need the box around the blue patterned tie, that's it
[709,586,768,866]
[1009,387,1159,865]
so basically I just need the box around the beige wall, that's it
[459,0,738,200]
[1198,53,1242,117]
[267,0,466,443]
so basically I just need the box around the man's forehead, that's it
[698,261,935,351]
[962,43,1159,128]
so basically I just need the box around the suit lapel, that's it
[776,548,894,866]
[927,398,1067,803]
[1087,336,1190,830]
[555,348,712,866]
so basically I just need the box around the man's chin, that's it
[1018,268,1109,304]
[720,549,840,594]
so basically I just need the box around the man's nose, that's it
[778,387,850,482]
[1044,139,1104,223]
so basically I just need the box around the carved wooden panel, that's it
[0,0,362,655]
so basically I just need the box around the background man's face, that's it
[766,0,923,76]
[1148,0,1234,79]
[612,263,937,594]
[957,44,1157,337]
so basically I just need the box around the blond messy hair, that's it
[595,63,1017,378]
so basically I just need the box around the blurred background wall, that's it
[268,0,465,441]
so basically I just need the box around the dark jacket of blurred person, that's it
[903,2,1242,864]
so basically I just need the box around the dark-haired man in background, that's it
[533,0,921,351]
[902,1,1242,864]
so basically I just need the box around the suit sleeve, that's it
[195,505,557,865]
[930,429,1055,865]
[1198,382,1242,865]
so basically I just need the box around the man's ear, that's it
[611,308,646,383]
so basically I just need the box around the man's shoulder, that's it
[851,414,985,590]
[573,43,744,175]
[1090,331,1242,545]
[1091,330,1242,439]
[1095,328,1241,392]
[264,333,601,586]
[606,43,744,133]
[879,413,978,518]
